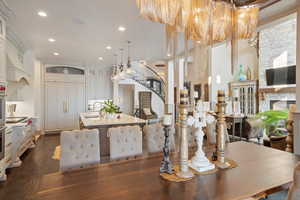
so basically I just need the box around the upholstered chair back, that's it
[206,120,217,145]
[206,120,230,145]
[139,91,152,109]
[108,126,143,160]
[143,123,175,153]
[60,129,100,172]
[287,162,300,200]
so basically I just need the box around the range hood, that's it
[6,53,30,83]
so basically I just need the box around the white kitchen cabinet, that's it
[45,70,85,132]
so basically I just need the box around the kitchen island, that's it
[0,117,38,181]
[79,112,146,157]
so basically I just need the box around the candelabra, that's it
[188,101,215,172]
[215,90,230,169]
[176,89,194,178]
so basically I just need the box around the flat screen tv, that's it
[266,65,296,86]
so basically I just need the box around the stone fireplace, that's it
[260,90,296,112]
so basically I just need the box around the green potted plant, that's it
[100,100,120,119]
[255,110,288,150]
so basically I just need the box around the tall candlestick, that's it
[215,90,230,169]
[176,89,194,178]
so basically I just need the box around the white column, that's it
[294,9,300,155]
[166,60,175,114]
[113,80,119,106]
[175,58,185,104]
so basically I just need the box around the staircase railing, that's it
[116,61,166,103]
[130,76,165,102]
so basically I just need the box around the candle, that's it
[288,104,296,121]
[163,114,173,126]
[233,89,239,98]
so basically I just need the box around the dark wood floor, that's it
[0,134,60,200]
[0,135,290,200]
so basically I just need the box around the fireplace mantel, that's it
[259,87,296,94]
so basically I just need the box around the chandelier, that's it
[136,0,259,45]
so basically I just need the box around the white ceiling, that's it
[5,0,299,68]
[5,0,167,67]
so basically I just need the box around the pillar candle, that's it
[163,114,173,126]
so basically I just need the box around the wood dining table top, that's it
[31,142,299,200]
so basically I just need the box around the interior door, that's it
[45,81,85,131]
[45,82,60,131]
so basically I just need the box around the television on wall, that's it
[266,65,296,86]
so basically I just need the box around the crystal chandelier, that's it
[136,0,259,45]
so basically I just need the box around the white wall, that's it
[86,66,112,101]
[211,43,232,102]
[119,84,134,115]
[236,39,259,80]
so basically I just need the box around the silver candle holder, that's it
[176,89,194,178]
[160,114,174,174]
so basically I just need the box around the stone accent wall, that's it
[259,17,297,112]
[259,18,297,87]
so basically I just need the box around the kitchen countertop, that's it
[80,112,146,128]
[5,116,37,129]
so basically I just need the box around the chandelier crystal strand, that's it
[136,0,181,26]
[235,6,259,39]
[212,1,233,43]
[185,0,212,45]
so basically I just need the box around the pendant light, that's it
[111,54,119,80]
[119,48,125,78]
[126,41,135,74]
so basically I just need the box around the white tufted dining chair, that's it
[108,126,143,160]
[60,129,100,172]
[143,123,175,154]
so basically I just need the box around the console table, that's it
[32,142,299,200]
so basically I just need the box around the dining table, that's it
[31,141,299,200]
[79,112,146,157]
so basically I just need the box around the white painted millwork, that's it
[0,118,37,182]
[45,70,85,132]
[0,16,6,82]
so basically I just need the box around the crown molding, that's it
[6,26,25,55]
[0,0,25,54]
[0,0,14,21]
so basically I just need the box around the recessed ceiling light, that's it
[98,57,104,61]
[106,46,112,50]
[38,11,47,17]
[118,26,126,32]
[167,53,171,57]
[53,52,59,56]
[48,38,56,42]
